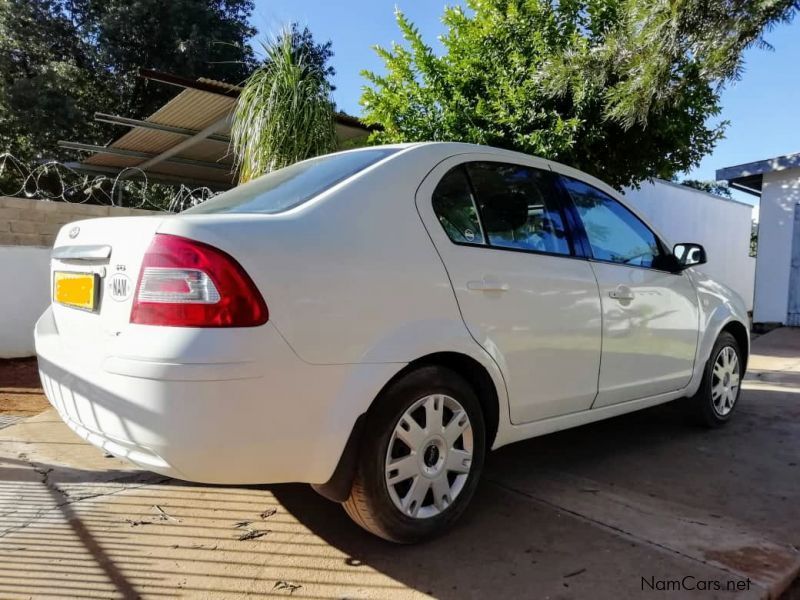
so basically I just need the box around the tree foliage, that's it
[680,179,732,198]
[361,0,799,189]
[0,0,256,162]
[268,23,336,91]
[231,27,337,182]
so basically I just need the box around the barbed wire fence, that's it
[0,152,220,212]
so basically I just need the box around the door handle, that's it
[609,286,634,301]
[467,278,510,292]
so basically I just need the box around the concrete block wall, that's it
[0,197,163,357]
[0,196,159,247]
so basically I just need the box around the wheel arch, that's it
[313,350,502,503]
[720,319,750,371]
[394,352,500,449]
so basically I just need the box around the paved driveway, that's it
[1,329,799,599]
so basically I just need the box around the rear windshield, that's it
[184,148,398,214]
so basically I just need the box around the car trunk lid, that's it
[49,216,164,357]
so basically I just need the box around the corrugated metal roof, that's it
[146,89,235,132]
[67,73,370,190]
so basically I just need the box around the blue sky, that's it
[252,1,800,203]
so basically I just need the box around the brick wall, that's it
[0,197,161,247]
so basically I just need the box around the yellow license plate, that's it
[54,271,99,312]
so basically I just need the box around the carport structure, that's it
[58,69,372,191]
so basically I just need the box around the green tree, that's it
[0,0,98,160]
[74,0,256,118]
[680,179,733,198]
[361,0,799,189]
[273,23,336,91]
[231,27,337,182]
[0,0,256,163]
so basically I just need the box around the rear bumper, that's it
[35,305,400,484]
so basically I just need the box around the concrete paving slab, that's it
[1,328,799,599]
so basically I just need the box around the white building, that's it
[624,179,756,311]
[717,152,800,327]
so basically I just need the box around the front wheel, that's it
[343,366,486,543]
[686,331,743,427]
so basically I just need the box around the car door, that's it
[557,175,700,407]
[416,155,602,424]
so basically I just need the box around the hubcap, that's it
[385,394,474,519]
[712,345,740,416]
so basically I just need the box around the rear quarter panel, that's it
[157,145,477,366]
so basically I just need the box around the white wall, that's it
[752,168,800,324]
[623,180,755,311]
[0,246,51,358]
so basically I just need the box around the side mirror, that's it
[673,243,707,270]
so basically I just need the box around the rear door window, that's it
[465,162,571,255]
[431,167,485,245]
[185,148,398,214]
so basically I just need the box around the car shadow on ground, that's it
[273,387,800,598]
[268,401,741,597]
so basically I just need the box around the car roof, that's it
[392,142,619,195]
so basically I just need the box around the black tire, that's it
[343,365,486,543]
[686,331,743,427]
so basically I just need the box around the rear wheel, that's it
[687,331,742,427]
[343,366,486,543]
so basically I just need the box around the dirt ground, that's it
[0,358,50,416]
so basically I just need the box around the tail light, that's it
[130,234,268,327]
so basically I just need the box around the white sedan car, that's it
[36,143,749,543]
